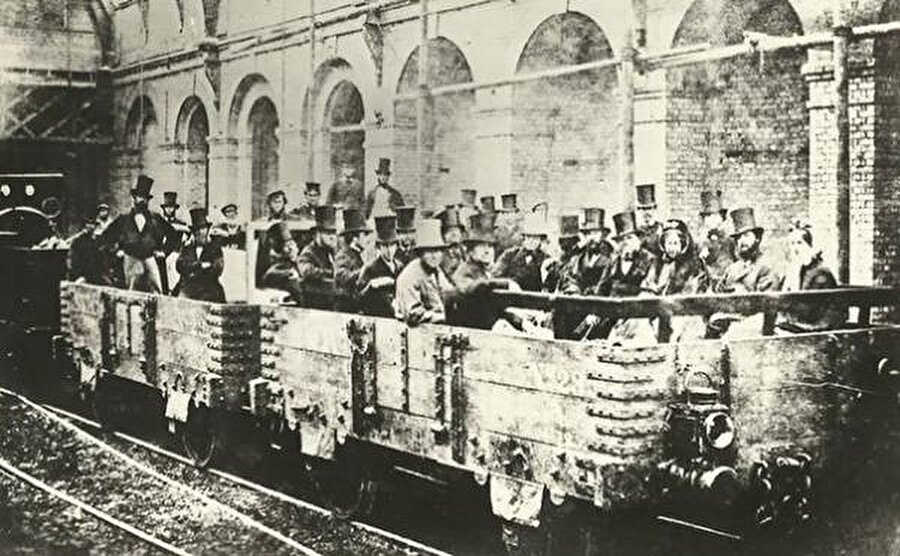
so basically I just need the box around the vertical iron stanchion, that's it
[306,0,317,179]
[833,2,851,284]
[417,0,431,203]
[619,0,637,207]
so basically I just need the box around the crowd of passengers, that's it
[64,157,843,343]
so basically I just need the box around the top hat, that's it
[612,211,640,239]
[374,216,399,243]
[636,184,657,209]
[271,221,294,245]
[341,208,372,235]
[189,207,210,230]
[268,190,287,202]
[161,191,179,208]
[581,207,608,232]
[729,207,763,237]
[415,219,447,251]
[305,182,321,195]
[465,212,496,245]
[461,189,478,207]
[131,175,154,198]
[522,212,550,237]
[438,205,463,231]
[396,206,416,232]
[700,190,724,216]
[314,205,337,232]
[375,158,392,175]
[500,193,518,212]
[221,203,238,215]
[480,196,496,213]
[559,214,581,239]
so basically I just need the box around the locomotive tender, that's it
[56,274,900,548]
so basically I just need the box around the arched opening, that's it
[124,95,161,185]
[248,97,279,219]
[395,37,475,207]
[175,97,210,210]
[512,13,616,212]
[324,80,365,188]
[667,0,807,236]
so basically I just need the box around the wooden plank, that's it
[266,305,360,356]
[155,296,212,337]
[156,329,208,374]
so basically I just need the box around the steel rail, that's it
[0,388,324,556]
[39,402,454,556]
[0,459,192,556]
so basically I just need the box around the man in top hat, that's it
[289,182,322,221]
[326,158,365,211]
[558,208,615,294]
[366,158,405,219]
[544,214,582,293]
[95,203,111,230]
[394,219,454,326]
[635,183,663,259]
[495,193,523,255]
[492,211,550,292]
[175,208,225,303]
[297,205,338,310]
[261,221,305,304]
[100,175,180,293]
[334,208,372,313]
[716,207,781,294]
[395,206,417,270]
[210,203,246,249]
[697,190,735,287]
[480,195,496,214]
[437,205,466,278]
[159,191,189,293]
[67,216,111,286]
[357,215,401,318]
[459,188,480,225]
[267,190,288,221]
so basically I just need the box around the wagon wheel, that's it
[178,402,219,468]
[499,499,594,556]
[310,450,380,519]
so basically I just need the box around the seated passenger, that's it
[557,208,615,295]
[437,205,466,279]
[261,222,304,304]
[394,206,417,271]
[210,203,246,249]
[297,205,337,309]
[335,208,372,313]
[394,219,454,326]
[492,211,550,292]
[175,208,225,303]
[358,216,401,318]
[776,219,842,333]
[543,214,581,293]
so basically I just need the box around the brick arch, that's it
[174,96,211,209]
[665,0,809,245]
[247,97,279,219]
[124,95,159,152]
[395,37,475,208]
[672,0,803,47]
[226,73,277,139]
[511,11,618,215]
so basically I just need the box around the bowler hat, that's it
[305,182,321,195]
[729,207,764,237]
[375,158,392,175]
[559,215,580,239]
[437,205,462,231]
[374,216,398,243]
[700,190,724,216]
[480,196,496,213]
[131,175,154,198]
[267,190,287,203]
[341,208,371,235]
[581,208,608,232]
[500,193,518,212]
[415,219,447,251]
[396,206,416,232]
[612,211,640,240]
[162,191,179,208]
[636,184,657,209]
[189,207,210,230]
[461,189,478,207]
[465,213,496,245]
[314,205,337,231]
[221,203,238,215]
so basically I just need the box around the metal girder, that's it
[8,92,66,137]
[41,99,95,139]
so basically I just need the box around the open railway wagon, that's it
[58,275,900,552]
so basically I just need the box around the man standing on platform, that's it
[100,175,178,293]
[358,216,401,318]
[297,205,338,309]
[67,216,109,285]
[159,191,189,294]
[636,183,663,259]
[334,208,372,312]
[289,182,321,221]
[326,159,365,210]
[365,158,405,218]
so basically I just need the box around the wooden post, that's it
[833,4,851,284]
[619,1,637,207]
[417,0,431,205]
[305,0,317,179]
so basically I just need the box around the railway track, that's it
[0,386,453,556]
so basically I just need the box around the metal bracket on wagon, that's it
[489,474,546,528]
[431,333,468,463]
[347,319,379,435]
